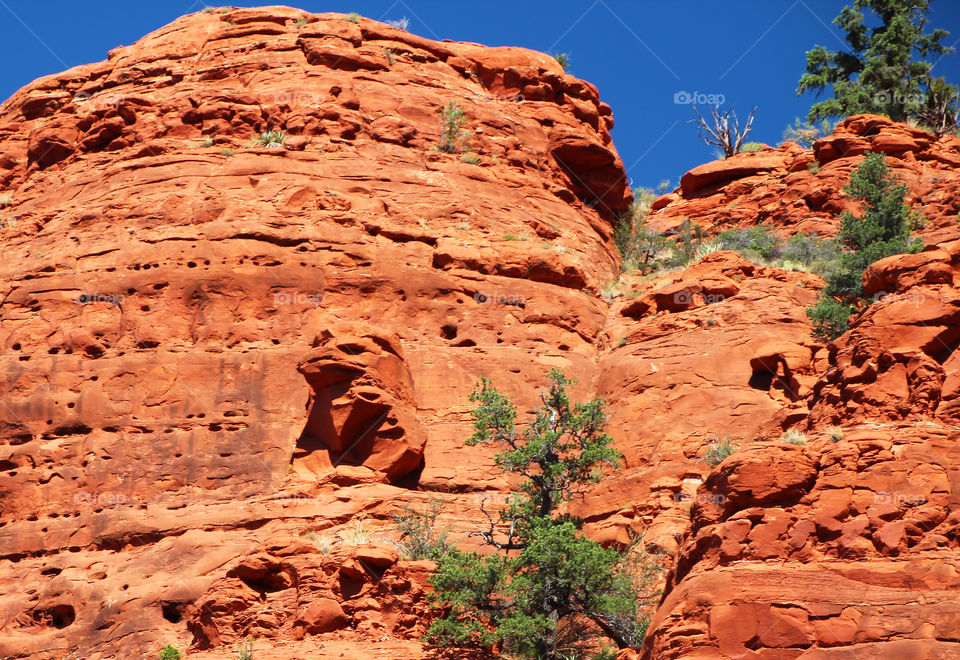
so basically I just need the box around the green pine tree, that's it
[807,152,924,340]
[797,0,955,127]
[425,370,661,659]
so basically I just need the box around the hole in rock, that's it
[748,371,774,391]
[161,601,186,624]
[440,324,458,340]
[32,604,75,629]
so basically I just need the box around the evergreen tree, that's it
[797,0,955,128]
[807,152,924,340]
[426,370,660,658]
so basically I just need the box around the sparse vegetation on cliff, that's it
[702,436,738,466]
[438,101,472,153]
[253,130,286,148]
[393,497,451,560]
[159,645,182,660]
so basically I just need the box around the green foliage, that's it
[393,497,451,560]
[665,219,708,268]
[254,131,286,147]
[460,153,481,164]
[797,0,955,127]
[807,153,923,339]
[717,224,780,260]
[740,141,765,152]
[427,371,657,658]
[614,188,668,273]
[806,295,855,341]
[345,12,360,23]
[0,195,12,207]
[159,645,182,660]
[235,637,256,660]
[780,429,808,445]
[293,17,309,28]
[703,437,738,466]
[438,102,471,153]
[782,117,836,147]
[554,53,570,71]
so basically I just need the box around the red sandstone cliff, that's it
[0,6,958,660]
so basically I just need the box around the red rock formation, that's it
[0,6,959,660]
[649,113,960,240]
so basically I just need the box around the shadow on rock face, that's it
[294,322,426,484]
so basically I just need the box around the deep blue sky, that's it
[1,1,959,190]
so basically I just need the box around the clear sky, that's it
[1,1,959,191]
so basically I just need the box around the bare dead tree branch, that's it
[469,494,525,551]
[690,104,757,158]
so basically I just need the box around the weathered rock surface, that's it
[0,7,959,660]
[649,113,960,240]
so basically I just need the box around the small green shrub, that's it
[160,645,183,660]
[807,161,821,174]
[293,17,308,28]
[236,637,256,660]
[460,153,480,164]
[385,47,396,65]
[664,219,708,268]
[219,148,234,156]
[703,437,738,466]
[806,295,855,341]
[201,136,215,147]
[614,187,669,273]
[438,102,471,153]
[827,426,844,442]
[782,117,835,148]
[345,12,360,23]
[340,517,372,545]
[393,497,451,560]
[254,131,286,147]
[780,429,807,445]
[716,224,780,260]
[740,141,765,152]
[695,239,724,260]
[554,53,570,71]
[0,195,12,207]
